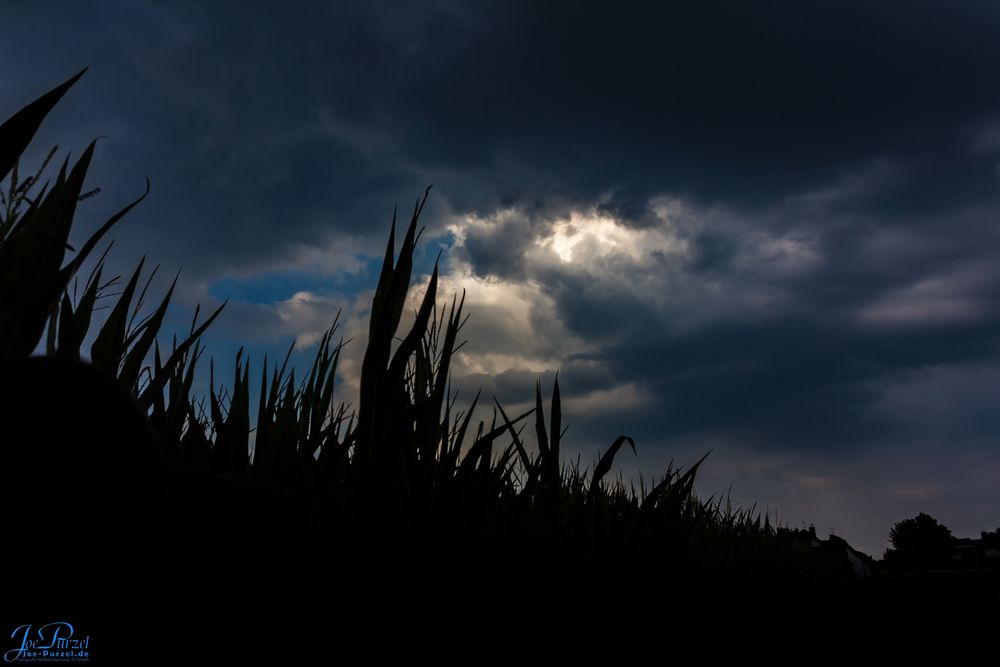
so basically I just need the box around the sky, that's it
[4,0,1000,555]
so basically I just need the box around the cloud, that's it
[206,290,346,347]
[892,486,940,502]
[785,472,839,491]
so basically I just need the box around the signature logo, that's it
[4,622,90,663]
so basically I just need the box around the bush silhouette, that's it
[886,512,954,571]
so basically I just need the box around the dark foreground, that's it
[2,358,999,661]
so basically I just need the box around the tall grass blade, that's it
[0,69,86,182]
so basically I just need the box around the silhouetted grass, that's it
[1,72,841,611]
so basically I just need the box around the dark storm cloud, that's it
[6,1,1000,264]
[460,212,535,280]
[688,230,739,273]
[577,315,1000,447]
[321,0,1000,219]
[0,1,436,283]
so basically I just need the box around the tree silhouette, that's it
[886,512,954,571]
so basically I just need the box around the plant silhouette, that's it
[885,512,954,572]
[0,70,801,586]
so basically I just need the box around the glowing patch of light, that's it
[540,212,632,263]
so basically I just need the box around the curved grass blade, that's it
[589,435,637,497]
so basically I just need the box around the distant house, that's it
[951,529,1000,570]
[783,526,877,578]
[827,534,877,578]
